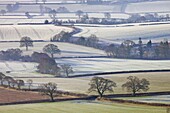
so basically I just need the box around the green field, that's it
[0,101,167,113]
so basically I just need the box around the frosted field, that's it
[0,42,105,57]
[118,95,170,104]
[0,13,129,24]
[74,23,170,44]
[0,25,73,41]
[55,58,170,75]
[0,61,44,77]
[126,1,170,13]
[0,4,115,13]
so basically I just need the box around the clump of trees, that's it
[37,55,60,76]
[0,48,22,61]
[31,52,51,63]
[6,2,20,12]
[39,82,58,102]
[51,31,71,42]
[0,10,7,16]
[122,76,150,96]
[57,7,69,13]
[105,38,170,60]
[52,31,100,49]
[88,77,117,98]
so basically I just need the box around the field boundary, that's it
[70,69,170,78]
[12,69,170,78]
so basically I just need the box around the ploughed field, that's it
[0,87,48,104]
[0,25,73,41]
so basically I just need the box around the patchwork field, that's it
[0,100,167,113]
[74,23,170,44]
[0,25,73,41]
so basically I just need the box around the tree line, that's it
[105,38,170,59]
[51,31,170,60]
[0,72,150,102]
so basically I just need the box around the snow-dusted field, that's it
[55,58,170,75]
[74,23,170,44]
[0,61,42,77]
[126,1,170,13]
[0,13,129,25]
[0,42,105,57]
[117,95,170,104]
[0,25,73,41]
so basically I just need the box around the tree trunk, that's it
[1,81,3,85]
[50,94,54,102]
[132,90,136,96]
[51,54,54,58]
[26,45,28,51]
[66,71,69,77]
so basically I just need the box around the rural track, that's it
[0,29,4,40]
[4,62,13,71]
[12,26,22,38]
[29,26,41,39]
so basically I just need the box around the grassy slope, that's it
[0,101,166,113]
[0,42,105,57]
[21,72,170,94]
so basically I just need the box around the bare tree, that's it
[49,9,57,21]
[88,77,117,98]
[11,79,17,88]
[122,76,150,96]
[39,82,58,102]
[27,79,33,90]
[75,10,84,19]
[86,34,99,47]
[20,36,33,51]
[25,12,33,19]
[104,12,111,19]
[61,64,73,77]
[0,72,6,85]
[43,44,61,58]
[4,76,14,87]
[42,0,47,4]
[16,79,25,90]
